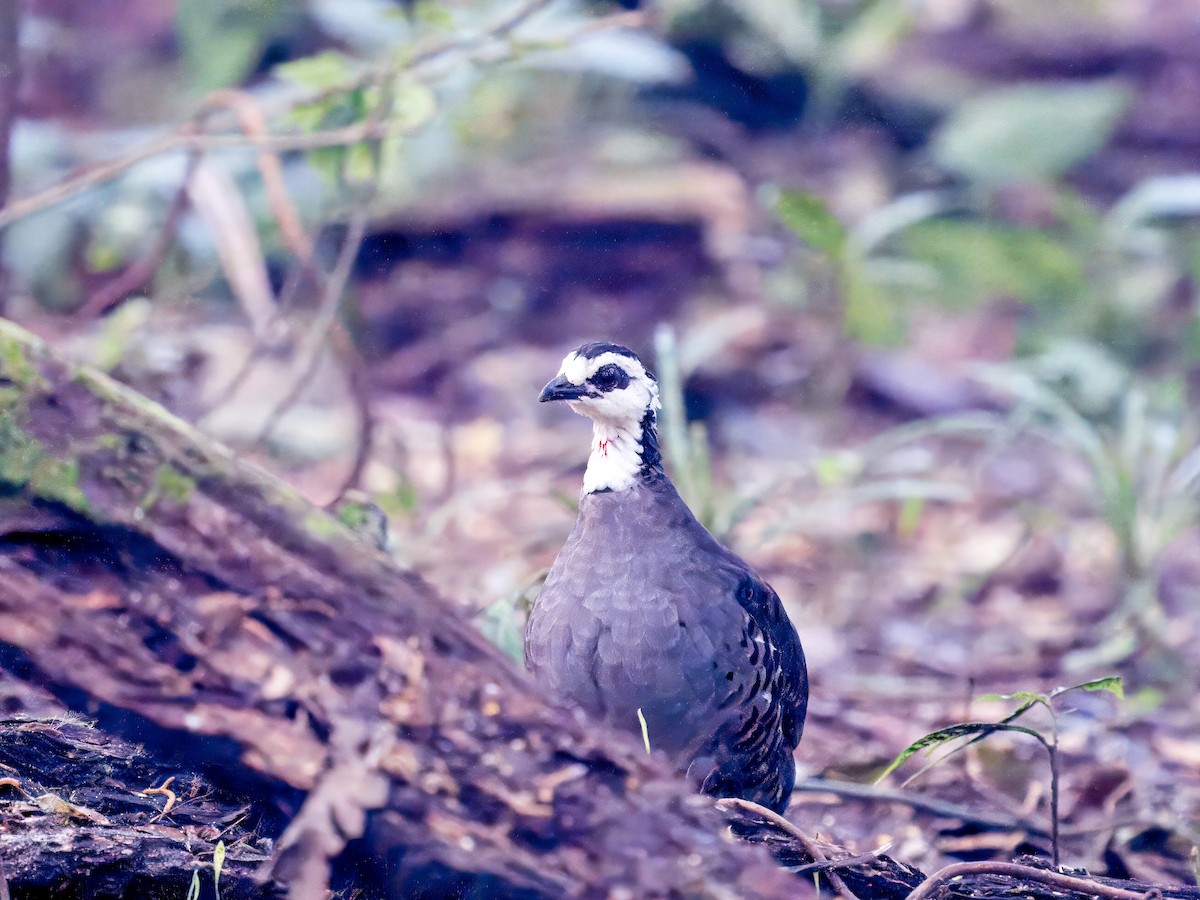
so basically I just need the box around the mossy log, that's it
[0,319,797,899]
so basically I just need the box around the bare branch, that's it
[0,3,646,231]
[907,861,1158,900]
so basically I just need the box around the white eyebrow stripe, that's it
[560,351,588,385]
[559,351,647,386]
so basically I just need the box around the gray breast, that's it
[526,481,769,757]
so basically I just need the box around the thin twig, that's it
[0,123,392,230]
[206,90,314,270]
[253,203,369,447]
[333,347,376,501]
[905,861,1155,900]
[301,0,559,108]
[82,89,313,319]
[252,65,395,455]
[0,3,644,232]
[716,798,861,899]
[1048,738,1061,866]
[195,264,308,422]
[79,150,202,317]
[793,777,1051,838]
[487,0,557,37]
[188,160,280,341]
[788,846,890,878]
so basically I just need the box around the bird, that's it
[525,340,807,813]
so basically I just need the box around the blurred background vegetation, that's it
[4,0,1200,881]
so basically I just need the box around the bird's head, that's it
[539,342,660,427]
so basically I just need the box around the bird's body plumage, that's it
[526,342,807,813]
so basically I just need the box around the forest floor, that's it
[11,226,1198,891]
[4,1,1200,892]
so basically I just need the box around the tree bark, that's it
[0,713,273,898]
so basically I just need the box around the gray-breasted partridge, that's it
[526,341,807,813]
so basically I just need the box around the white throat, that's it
[582,418,644,494]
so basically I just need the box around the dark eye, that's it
[589,363,630,392]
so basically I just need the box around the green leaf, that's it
[999,695,1046,724]
[213,840,226,900]
[776,190,847,260]
[1054,675,1124,700]
[275,51,355,91]
[932,81,1131,186]
[176,0,284,92]
[344,142,381,184]
[897,495,925,536]
[414,0,455,30]
[898,219,1088,313]
[877,723,986,781]
[829,0,914,76]
[978,690,1047,707]
[392,79,438,132]
[475,598,526,665]
[877,721,1048,783]
[814,452,856,487]
[843,263,904,345]
[185,871,201,900]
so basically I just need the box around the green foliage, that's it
[476,570,546,665]
[213,840,225,899]
[776,190,847,260]
[880,677,1123,864]
[932,81,1132,187]
[664,0,914,110]
[775,189,903,345]
[878,720,1048,783]
[376,481,421,518]
[897,220,1088,313]
[182,837,226,900]
[775,171,1200,361]
[981,363,1200,593]
[278,55,437,187]
[476,599,526,665]
[0,412,89,512]
[176,0,286,92]
[876,677,1124,785]
[274,51,358,92]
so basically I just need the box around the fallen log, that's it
[0,319,797,899]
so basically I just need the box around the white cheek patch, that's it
[580,384,653,425]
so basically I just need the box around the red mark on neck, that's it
[597,438,610,457]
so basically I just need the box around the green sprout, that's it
[879,676,1123,866]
